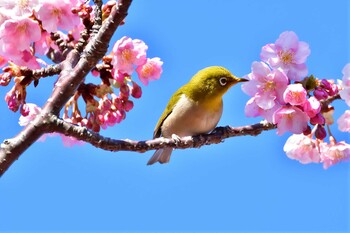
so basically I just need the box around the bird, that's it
[147,66,248,165]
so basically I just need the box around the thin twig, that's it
[92,0,103,35]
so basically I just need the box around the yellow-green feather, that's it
[153,88,184,138]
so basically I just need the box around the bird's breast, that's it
[161,94,223,138]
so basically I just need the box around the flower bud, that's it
[119,83,130,98]
[123,100,134,112]
[0,72,12,86]
[112,96,123,110]
[130,81,142,98]
[20,103,30,117]
[303,125,312,136]
[112,70,126,85]
[118,109,126,120]
[320,79,331,90]
[315,124,327,140]
[314,88,328,100]
[320,79,338,96]
[91,68,100,77]
[302,96,320,118]
[5,92,20,112]
[310,113,325,125]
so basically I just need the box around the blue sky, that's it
[0,0,349,232]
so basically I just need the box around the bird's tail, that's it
[147,148,173,165]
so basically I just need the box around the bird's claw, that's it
[171,134,181,145]
[211,126,225,134]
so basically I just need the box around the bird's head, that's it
[187,66,248,101]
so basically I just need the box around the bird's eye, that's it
[219,77,228,86]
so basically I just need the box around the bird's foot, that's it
[171,134,181,145]
[211,126,225,134]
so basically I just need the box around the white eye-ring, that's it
[219,77,228,86]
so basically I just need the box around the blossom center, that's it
[16,23,28,33]
[286,113,293,119]
[279,49,294,64]
[140,62,153,77]
[333,150,344,159]
[52,7,62,17]
[291,92,303,102]
[264,80,276,91]
[18,0,29,8]
[121,49,133,63]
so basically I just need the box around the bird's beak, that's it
[233,76,249,83]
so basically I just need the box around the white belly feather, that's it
[161,94,222,138]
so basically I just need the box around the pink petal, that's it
[251,61,271,81]
[287,63,308,81]
[273,106,309,135]
[337,110,350,132]
[244,97,261,117]
[260,44,278,65]
[255,91,276,110]
[241,77,259,96]
[275,31,299,51]
[294,41,311,64]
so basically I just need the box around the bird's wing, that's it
[153,89,184,138]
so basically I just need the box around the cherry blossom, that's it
[0,16,41,52]
[272,106,309,135]
[35,0,81,32]
[244,96,281,123]
[302,96,321,118]
[283,83,307,106]
[136,57,163,85]
[18,103,41,126]
[337,110,350,132]
[242,61,288,110]
[283,134,320,164]
[320,137,350,169]
[260,31,310,81]
[0,0,40,17]
[112,36,148,75]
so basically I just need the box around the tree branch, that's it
[19,64,62,87]
[320,93,341,111]
[48,114,276,152]
[0,111,52,176]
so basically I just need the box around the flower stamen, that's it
[279,50,294,64]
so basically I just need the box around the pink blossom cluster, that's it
[243,31,350,168]
[111,36,163,86]
[72,36,163,133]
[79,81,142,132]
[243,31,338,137]
[13,34,162,140]
[2,2,164,145]
[284,134,350,169]
[0,0,85,69]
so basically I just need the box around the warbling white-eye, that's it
[147,66,248,165]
